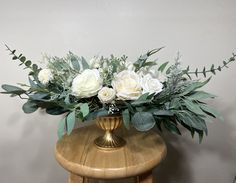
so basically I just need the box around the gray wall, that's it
[0,0,235,183]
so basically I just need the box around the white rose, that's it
[38,69,53,85]
[138,65,166,82]
[141,74,163,94]
[112,70,142,100]
[98,87,116,103]
[72,69,103,98]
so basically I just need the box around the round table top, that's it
[55,124,167,179]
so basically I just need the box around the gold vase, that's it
[94,115,126,150]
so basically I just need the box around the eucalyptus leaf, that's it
[158,62,169,72]
[163,121,181,135]
[66,111,76,135]
[131,112,156,131]
[122,109,130,129]
[57,117,66,140]
[1,84,26,95]
[81,57,89,70]
[22,100,38,113]
[200,104,224,121]
[188,91,216,100]
[183,99,206,115]
[80,103,89,118]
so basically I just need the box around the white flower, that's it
[112,70,142,100]
[141,74,163,94]
[125,61,135,71]
[98,87,116,103]
[72,69,103,98]
[38,69,53,85]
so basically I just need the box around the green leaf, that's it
[81,57,89,70]
[1,84,26,95]
[136,93,150,101]
[158,62,169,72]
[187,91,216,100]
[28,77,38,88]
[32,64,38,71]
[12,56,17,60]
[166,67,171,74]
[180,77,211,96]
[20,56,26,62]
[163,121,181,135]
[85,109,108,121]
[22,100,38,113]
[122,109,130,129]
[57,117,66,140]
[143,62,157,67]
[195,68,198,77]
[203,67,206,77]
[152,110,174,116]
[29,92,49,100]
[131,112,156,131]
[183,99,205,115]
[200,104,224,121]
[80,103,89,118]
[25,60,32,67]
[71,58,80,71]
[46,107,68,115]
[210,64,215,75]
[66,111,76,135]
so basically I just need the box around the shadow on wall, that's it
[155,100,236,183]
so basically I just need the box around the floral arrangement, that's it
[2,45,235,142]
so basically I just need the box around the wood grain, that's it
[55,124,167,180]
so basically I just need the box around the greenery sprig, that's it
[183,53,236,78]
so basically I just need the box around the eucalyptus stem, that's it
[184,53,236,78]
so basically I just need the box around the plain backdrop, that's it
[0,0,236,183]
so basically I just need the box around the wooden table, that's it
[55,124,167,183]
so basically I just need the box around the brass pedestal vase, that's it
[94,115,126,150]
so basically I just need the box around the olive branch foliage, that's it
[1,45,235,142]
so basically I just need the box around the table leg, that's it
[135,171,153,183]
[68,173,88,183]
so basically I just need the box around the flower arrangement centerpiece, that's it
[2,45,235,149]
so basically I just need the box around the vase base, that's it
[94,135,126,150]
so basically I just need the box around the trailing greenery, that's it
[1,45,234,143]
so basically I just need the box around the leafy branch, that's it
[183,53,236,78]
[133,47,164,72]
[5,44,41,74]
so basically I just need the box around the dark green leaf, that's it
[46,107,68,115]
[22,100,38,113]
[195,68,198,77]
[12,56,17,60]
[203,67,206,77]
[131,112,156,131]
[122,109,130,129]
[25,60,31,67]
[163,121,181,135]
[20,56,26,62]
[1,84,26,95]
[210,64,215,75]
[158,62,169,72]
